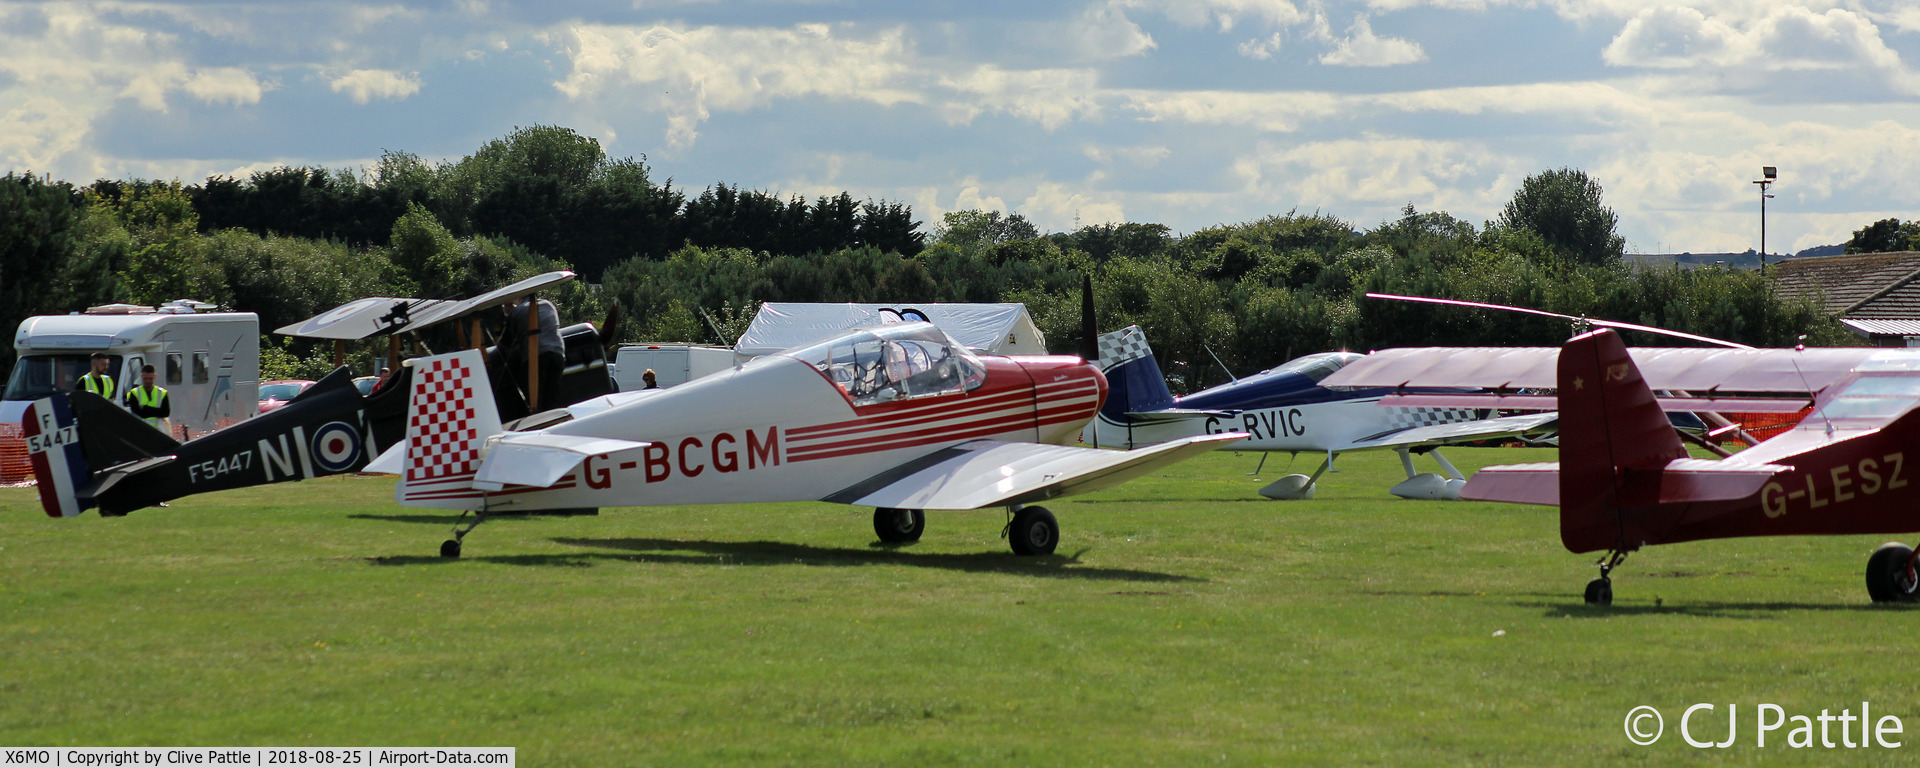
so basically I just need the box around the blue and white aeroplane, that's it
[1084,325,1559,500]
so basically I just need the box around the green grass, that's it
[4,447,1918,765]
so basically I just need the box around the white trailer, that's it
[608,344,735,390]
[3,303,259,460]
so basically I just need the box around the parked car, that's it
[257,379,315,413]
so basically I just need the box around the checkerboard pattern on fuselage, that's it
[407,357,480,482]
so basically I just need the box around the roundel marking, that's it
[311,421,364,473]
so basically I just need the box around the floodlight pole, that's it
[1754,166,1777,274]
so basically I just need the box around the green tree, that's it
[0,173,81,368]
[1498,168,1626,266]
[387,202,461,293]
[1843,218,1920,254]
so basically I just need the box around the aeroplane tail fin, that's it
[1556,328,1689,552]
[23,395,93,518]
[1094,324,1175,415]
[394,350,504,508]
[1086,325,1176,448]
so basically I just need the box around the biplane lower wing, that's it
[823,433,1246,511]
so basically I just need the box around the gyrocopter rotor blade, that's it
[1363,293,1754,350]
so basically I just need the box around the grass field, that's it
[4,446,1919,765]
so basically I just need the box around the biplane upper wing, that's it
[1323,346,1910,396]
[274,271,576,340]
[822,433,1246,511]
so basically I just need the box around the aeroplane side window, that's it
[891,340,973,399]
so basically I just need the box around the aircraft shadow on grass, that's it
[1358,589,1906,618]
[365,536,1204,583]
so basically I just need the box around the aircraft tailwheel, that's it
[1008,506,1059,556]
[873,507,925,544]
[440,539,462,559]
[1583,577,1612,605]
[1865,542,1918,603]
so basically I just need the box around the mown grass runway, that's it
[4,447,1917,765]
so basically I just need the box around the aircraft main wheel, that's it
[440,539,462,559]
[1865,542,1918,603]
[873,508,925,543]
[1583,578,1612,606]
[1008,506,1059,556]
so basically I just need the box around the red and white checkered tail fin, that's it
[395,350,504,509]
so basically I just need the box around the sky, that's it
[4,1,1920,255]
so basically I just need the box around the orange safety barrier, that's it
[0,422,30,483]
[1723,406,1814,445]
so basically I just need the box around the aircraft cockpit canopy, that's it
[1809,374,1920,424]
[786,322,988,406]
[1262,351,1365,384]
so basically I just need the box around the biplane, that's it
[23,272,608,517]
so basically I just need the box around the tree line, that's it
[1,134,1855,388]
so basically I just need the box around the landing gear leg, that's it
[441,508,487,559]
[1585,550,1629,605]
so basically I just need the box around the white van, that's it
[608,344,734,390]
[1,302,260,480]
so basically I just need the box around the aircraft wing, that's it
[822,433,1246,511]
[274,271,575,340]
[1323,346,1905,395]
[1337,412,1559,451]
[470,432,652,490]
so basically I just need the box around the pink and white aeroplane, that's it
[364,321,1244,557]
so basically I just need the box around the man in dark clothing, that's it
[124,364,171,433]
[501,297,565,411]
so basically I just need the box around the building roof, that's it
[1840,319,1920,337]
[1770,251,1920,319]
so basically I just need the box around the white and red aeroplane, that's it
[365,321,1243,557]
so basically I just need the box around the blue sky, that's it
[5,1,1920,254]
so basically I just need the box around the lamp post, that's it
[1754,166,1776,274]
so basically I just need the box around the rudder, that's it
[1557,329,1687,552]
[396,350,504,508]
[23,396,92,518]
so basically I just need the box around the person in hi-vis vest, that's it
[77,352,117,400]
[124,364,171,433]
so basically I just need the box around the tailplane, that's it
[24,391,182,518]
[393,350,504,508]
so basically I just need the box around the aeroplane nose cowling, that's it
[1011,356,1109,446]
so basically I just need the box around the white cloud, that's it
[1119,0,1309,32]
[1239,32,1285,59]
[329,69,422,103]
[554,23,920,149]
[1084,143,1172,167]
[1318,14,1426,67]
[1233,135,1518,217]
[184,67,268,106]
[938,66,1104,129]
[1074,3,1157,59]
[1024,179,1127,228]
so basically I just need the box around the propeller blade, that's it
[1079,273,1098,362]
[1363,293,1753,350]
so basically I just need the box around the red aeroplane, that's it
[1323,328,1920,604]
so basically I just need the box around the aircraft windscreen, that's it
[4,354,121,401]
[1809,375,1920,422]
[787,323,986,405]
[1263,352,1365,383]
